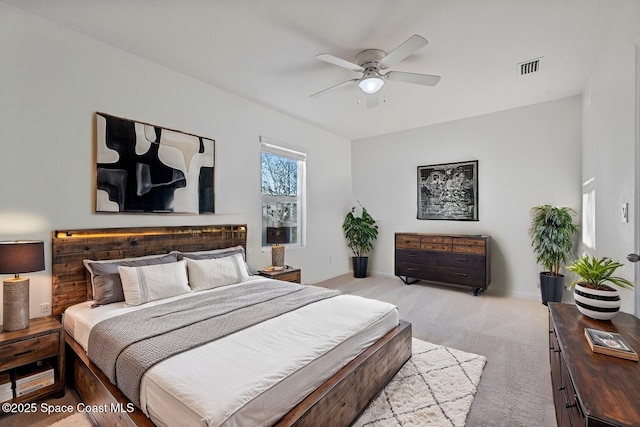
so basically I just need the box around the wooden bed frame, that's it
[52,225,412,427]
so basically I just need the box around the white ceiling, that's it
[4,0,617,140]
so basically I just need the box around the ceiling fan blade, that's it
[365,92,379,109]
[379,34,428,69]
[316,54,364,72]
[386,71,441,86]
[310,79,358,98]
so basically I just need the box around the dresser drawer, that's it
[396,263,485,288]
[396,234,421,250]
[433,268,486,288]
[396,249,436,265]
[421,236,452,252]
[0,332,59,371]
[452,237,486,255]
[436,252,485,271]
[561,354,585,426]
[273,270,301,283]
[395,263,437,281]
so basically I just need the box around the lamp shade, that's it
[0,241,45,275]
[358,76,385,94]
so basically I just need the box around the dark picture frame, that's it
[95,112,215,214]
[417,160,478,221]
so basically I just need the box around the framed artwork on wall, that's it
[95,112,215,214]
[417,160,478,221]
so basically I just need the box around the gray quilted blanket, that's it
[88,280,339,407]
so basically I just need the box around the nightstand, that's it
[0,316,65,409]
[258,266,301,283]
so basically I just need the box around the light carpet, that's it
[47,338,486,427]
[353,338,487,427]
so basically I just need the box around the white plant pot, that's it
[573,283,621,320]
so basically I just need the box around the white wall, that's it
[0,4,353,319]
[581,0,640,314]
[351,96,582,300]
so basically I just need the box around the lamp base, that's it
[271,245,285,267]
[3,277,30,332]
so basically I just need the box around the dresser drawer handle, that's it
[454,257,468,261]
[453,273,468,277]
[408,254,418,257]
[14,349,35,357]
[407,268,420,272]
[565,402,577,409]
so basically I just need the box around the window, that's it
[260,137,306,247]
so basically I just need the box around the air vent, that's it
[518,57,542,76]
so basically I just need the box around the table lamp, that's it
[0,241,45,331]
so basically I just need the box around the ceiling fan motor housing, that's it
[355,49,386,69]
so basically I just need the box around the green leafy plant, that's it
[529,205,578,276]
[342,204,378,258]
[567,255,634,290]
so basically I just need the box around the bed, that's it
[52,225,412,427]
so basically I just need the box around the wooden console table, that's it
[394,233,491,295]
[548,303,640,426]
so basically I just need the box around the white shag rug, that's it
[46,412,93,427]
[49,338,486,427]
[353,338,487,427]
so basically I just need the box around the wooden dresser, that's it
[548,303,640,427]
[394,233,491,295]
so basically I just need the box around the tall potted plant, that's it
[529,205,578,305]
[567,255,634,320]
[342,204,378,278]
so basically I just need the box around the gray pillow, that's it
[83,253,179,307]
[177,246,245,261]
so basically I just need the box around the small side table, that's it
[0,316,65,409]
[258,266,301,283]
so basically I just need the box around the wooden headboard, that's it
[51,225,247,316]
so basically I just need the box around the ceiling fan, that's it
[311,34,441,107]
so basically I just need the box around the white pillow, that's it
[185,253,250,291]
[118,260,190,305]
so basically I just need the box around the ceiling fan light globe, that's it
[359,77,384,94]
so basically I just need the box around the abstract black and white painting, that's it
[95,113,214,214]
[417,160,478,221]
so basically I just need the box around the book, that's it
[15,368,54,385]
[0,372,12,394]
[0,389,13,403]
[260,265,285,274]
[584,328,639,361]
[13,361,55,396]
[16,373,54,391]
[16,377,54,397]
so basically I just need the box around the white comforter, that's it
[64,277,399,427]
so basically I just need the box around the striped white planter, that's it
[573,283,621,320]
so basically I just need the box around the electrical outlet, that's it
[41,302,51,313]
